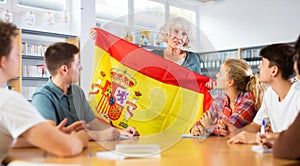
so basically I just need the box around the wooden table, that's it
[5,136,299,166]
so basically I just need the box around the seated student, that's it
[190,58,264,136]
[256,36,300,160]
[0,21,88,164]
[228,43,300,144]
[31,42,139,141]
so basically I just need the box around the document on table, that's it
[181,134,208,140]
[119,135,139,140]
[251,145,272,153]
[96,144,161,160]
[7,161,81,166]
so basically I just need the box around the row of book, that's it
[22,86,36,100]
[22,42,48,56]
[241,48,261,59]
[199,50,239,70]
[22,65,50,78]
[124,30,166,48]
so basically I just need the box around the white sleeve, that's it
[0,91,45,139]
[253,88,270,125]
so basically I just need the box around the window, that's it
[95,0,129,39]
[133,0,165,45]
[170,6,196,26]
[134,0,164,30]
[0,0,6,4]
[96,0,128,24]
[17,0,66,12]
[95,0,199,47]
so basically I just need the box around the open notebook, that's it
[96,144,161,160]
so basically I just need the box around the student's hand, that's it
[71,130,89,148]
[121,126,140,137]
[88,127,120,141]
[89,27,97,39]
[190,124,206,136]
[256,132,279,148]
[205,79,216,90]
[219,120,241,137]
[227,131,257,144]
[199,111,215,128]
[215,120,229,136]
[57,118,89,134]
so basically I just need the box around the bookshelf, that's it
[240,42,295,75]
[240,46,262,75]
[199,49,239,97]
[7,29,78,100]
[199,42,295,97]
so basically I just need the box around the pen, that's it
[260,119,266,136]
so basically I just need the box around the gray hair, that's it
[159,17,192,47]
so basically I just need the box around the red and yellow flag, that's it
[88,28,212,136]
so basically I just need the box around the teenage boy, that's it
[255,36,300,159]
[228,43,300,144]
[31,42,139,141]
[0,21,88,164]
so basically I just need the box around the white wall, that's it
[198,0,300,52]
[78,0,96,97]
[7,0,74,35]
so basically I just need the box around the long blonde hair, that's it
[224,58,265,110]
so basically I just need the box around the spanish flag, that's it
[88,28,212,136]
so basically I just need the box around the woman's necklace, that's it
[164,49,186,65]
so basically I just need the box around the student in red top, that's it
[191,58,265,136]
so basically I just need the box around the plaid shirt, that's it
[193,91,257,135]
[212,91,256,131]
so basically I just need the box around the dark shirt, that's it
[151,49,208,75]
[32,80,96,126]
[273,112,300,160]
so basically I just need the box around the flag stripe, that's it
[94,28,212,112]
[95,29,210,94]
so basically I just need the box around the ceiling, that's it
[175,0,224,6]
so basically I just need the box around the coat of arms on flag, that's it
[88,28,212,136]
[89,68,141,129]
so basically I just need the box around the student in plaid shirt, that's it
[191,58,265,136]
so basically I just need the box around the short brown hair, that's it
[260,43,296,80]
[45,42,79,76]
[0,21,18,58]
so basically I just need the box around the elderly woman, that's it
[152,17,207,75]
[90,17,206,75]
[89,17,212,87]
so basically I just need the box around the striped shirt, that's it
[194,91,257,135]
[213,91,256,127]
